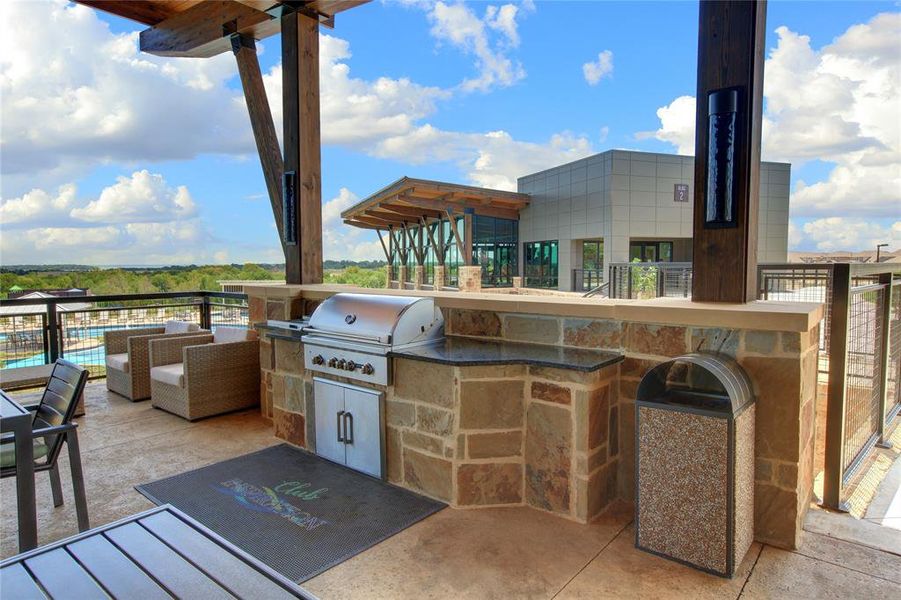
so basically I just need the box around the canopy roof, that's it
[76,1,367,57]
[0,292,91,316]
[341,177,530,230]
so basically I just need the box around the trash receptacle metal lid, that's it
[636,352,754,415]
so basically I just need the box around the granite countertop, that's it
[390,336,623,372]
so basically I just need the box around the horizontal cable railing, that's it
[0,291,247,380]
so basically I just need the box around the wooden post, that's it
[463,210,474,264]
[282,11,322,284]
[231,34,284,250]
[691,0,766,303]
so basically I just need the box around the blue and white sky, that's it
[1,0,898,265]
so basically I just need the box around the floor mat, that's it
[137,444,445,582]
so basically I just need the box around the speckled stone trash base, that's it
[636,404,755,577]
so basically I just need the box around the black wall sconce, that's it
[283,171,297,245]
[705,88,740,229]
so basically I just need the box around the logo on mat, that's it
[213,479,329,531]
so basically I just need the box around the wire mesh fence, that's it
[0,292,249,380]
[841,283,886,476]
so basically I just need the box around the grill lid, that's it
[305,293,443,346]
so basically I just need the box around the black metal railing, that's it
[1,291,248,380]
[608,262,694,299]
[606,260,901,509]
[573,269,605,293]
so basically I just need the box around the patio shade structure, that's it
[0,293,91,316]
[75,0,369,285]
[342,177,530,266]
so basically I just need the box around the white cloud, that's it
[0,0,252,192]
[427,1,528,92]
[321,188,384,261]
[797,218,901,252]
[70,170,195,223]
[641,13,901,222]
[583,50,614,86]
[0,171,237,265]
[0,184,77,226]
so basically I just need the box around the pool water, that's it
[3,324,246,370]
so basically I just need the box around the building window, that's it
[473,215,518,287]
[629,241,673,262]
[576,240,604,291]
[524,240,559,288]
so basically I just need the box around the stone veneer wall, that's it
[249,289,818,549]
[444,308,819,550]
[389,358,619,522]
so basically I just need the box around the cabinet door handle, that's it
[343,412,354,445]
[336,410,345,442]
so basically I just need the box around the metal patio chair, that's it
[1,359,90,532]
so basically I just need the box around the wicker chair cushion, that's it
[150,363,185,388]
[213,327,258,344]
[164,321,200,334]
[0,440,49,468]
[105,352,130,373]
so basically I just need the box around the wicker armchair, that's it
[148,328,260,421]
[104,321,204,401]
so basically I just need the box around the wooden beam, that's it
[422,217,445,265]
[282,11,323,284]
[691,0,766,303]
[398,196,520,221]
[376,229,392,263]
[446,210,466,258]
[364,208,414,225]
[139,1,277,58]
[377,204,443,220]
[389,227,407,263]
[404,225,424,266]
[76,0,185,26]
[232,35,284,254]
[348,215,396,228]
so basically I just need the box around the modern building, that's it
[343,149,790,292]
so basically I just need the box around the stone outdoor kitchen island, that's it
[249,284,822,551]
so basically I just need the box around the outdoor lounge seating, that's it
[104,321,203,401]
[1,359,90,534]
[149,327,260,421]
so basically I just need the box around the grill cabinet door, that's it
[313,379,346,465]
[342,387,385,479]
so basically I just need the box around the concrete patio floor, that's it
[2,382,899,599]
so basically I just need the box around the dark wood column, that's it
[282,11,323,284]
[463,211,474,264]
[691,0,766,303]
[231,35,284,253]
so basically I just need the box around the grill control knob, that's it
[345,360,357,371]
[361,363,374,375]
[312,355,324,365]
[337,359,347,370]
[328,357,338,368]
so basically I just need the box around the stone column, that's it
[458,265,482,292]
[434,265,447,290]
[398,265,408,289]
[512,276,523,289]
[384,265,394,289]
[412,265,424,290]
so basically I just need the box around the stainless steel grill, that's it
[301,293,444,386]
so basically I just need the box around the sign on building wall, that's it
[674,183,690,203]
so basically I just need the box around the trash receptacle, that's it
[635,352,755,578]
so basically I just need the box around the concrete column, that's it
[434,265,447,290]
[412,265,424,290]
[458,265,482,292]
[398,265,408,288]
[385,265,394,289]
[512,276,522,289]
